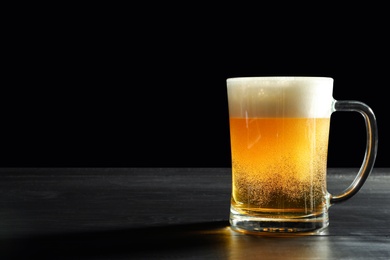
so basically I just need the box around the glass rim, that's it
[226,76,333,82]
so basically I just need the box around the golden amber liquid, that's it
[229,117,330,215]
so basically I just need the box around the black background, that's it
[2,3,388,168]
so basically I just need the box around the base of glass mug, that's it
[230,207,329,235]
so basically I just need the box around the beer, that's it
[227,77,334,233]
[229,117,330,216]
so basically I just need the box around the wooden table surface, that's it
[0,168,389,259]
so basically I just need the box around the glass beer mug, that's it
[226,77,378,235]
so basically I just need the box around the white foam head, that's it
[226,77,334,118]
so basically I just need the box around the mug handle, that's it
[329,100,378,204]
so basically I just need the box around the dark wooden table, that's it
[0,168,389,259]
